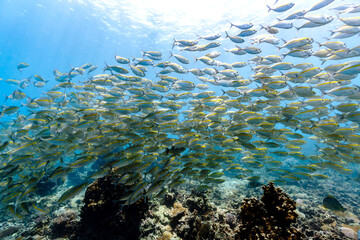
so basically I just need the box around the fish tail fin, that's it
[169,51,173,58]
[225,31,229,38]
[172,38,177,49]
[320,58,327,65]
[103,61,109,71]
[165,147,170,156]
[266,5,272,12]
[320,89,327,98]
[287,84,294,93]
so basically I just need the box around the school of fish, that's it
[1,0,360,219]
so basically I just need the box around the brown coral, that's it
[235,182,304,240]
[50,209,78,239]
[171,202,188,216]
[73,174,149,240]
[169,190,235,240]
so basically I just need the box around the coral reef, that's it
[157,231,173,240]
[50,209,79,239]
[140,182,304,240]
[235,182,304,240]
[166,189,236,240]
[163,191,176,208]
[0,225,21,239]
[8,178,359,240]
[74,174,149,240]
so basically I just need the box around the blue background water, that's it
[0,0,319,94]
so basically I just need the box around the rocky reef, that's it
[73,174,149,240]
[7,179,359,240]
[50,208,79,239]
[18,173,150,240]
[140,182,304,240]
[140,188,236,240]
[235,182,303,239]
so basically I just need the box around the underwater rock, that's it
[261,181,298,227]
[74,174,149,240]
[235,182,304,240]
[185,189,214,215]
[0,226,21,239]
[167,190,235,240]
[171,202,188,218]
[323,195,346,211]
[224,212,237,229]
[19,215,51,239]
[171,209,202,240]
[163,191,176,208]
[50,209,79,239]
[197,221,212,240]
[139,182,358,240]
[157,230,173,240]
[140,202,171,240]
[339,227,357,239]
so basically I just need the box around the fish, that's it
[17,63,29,71]
[169,51,189,64]
[339,17,360,26]
[307,0,335,12]
[270,20,293,29]
[323,195,346,211]
[173,38,198,48]
[267,3,295,12]
[58,182,89,203]
[281,10,307,20]
[197,33,221,41]
[115,55,130,64]
[236,29,257,37]
[225,31,245,43]
[259,25,279,34]
[229,22,253,29]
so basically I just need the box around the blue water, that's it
[0,0,326,93]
